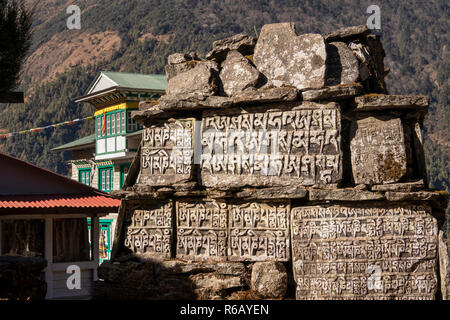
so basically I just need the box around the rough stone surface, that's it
[165,60,219,96]
[251,261,288,299]
[350,116,407,185]
[232,86,298,104]
[385,191,442,201]
[439,230,450,300]
[236,186,307,200]
[165,53,201,80]
[371,180,425,192]
[253,23,327,90]
[158,93,232,111]
[326,42,360,85]
[95,260,196,300]
[354,94,429,112]
[309,188,385,201]
[292,203,439,300]
[220,50,262,96]
[189,273,244,299]
[302,83,363,101]
[206,33,256,62]
[160,260,245,276]
[324,25,371,42]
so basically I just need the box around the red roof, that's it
[0,194,121,210]
[0,152,121,215]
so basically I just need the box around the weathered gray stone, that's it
[292,203,439,300]
[439,230,450,300]
[160,260,245,276]
[324,25,371,42]
[309,188,385,201]
[206,33,256,62]
[232,86,298,104]
[371,180,425,192]
[354,94,429,112]
[385,191,442,201]
[166,60,219,96]
[326,42,360,85]
[165,53,201,80]
[302,83,363,101]
[253,23,327,90]
[350,116,407,185]
[158,93,233,111]
[220,50,262,96]
[236,186,307,200]
[251,261,288,299]
[189,273,244,299]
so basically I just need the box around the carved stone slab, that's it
[123,200,173,259]
[350,116,407,185]
[229,200,290,262]
[201,102,342,188]
[291,203,438,300]
[139,118,195,186]
[176,199,228,262]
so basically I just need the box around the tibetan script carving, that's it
[201,102,342,188]
[124,201,173,259]
[350,116,407,184]
[139,118,195,186]
[291,204,438,300]
[229,200,290,261]
[176,199,228,261]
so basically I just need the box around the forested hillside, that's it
[0,0,448,193]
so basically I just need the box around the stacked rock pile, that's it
[101,23,449,300]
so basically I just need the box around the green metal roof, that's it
[51,134,96,151]
[101,72,167,91]
[52,130,143,152]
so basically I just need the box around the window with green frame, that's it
[95,109,141,139]
[98,166,113,192]
[120,163,131,188]
[78,168,91,186]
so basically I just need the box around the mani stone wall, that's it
[101,23,449,300]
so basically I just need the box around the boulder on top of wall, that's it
[253,23,327,90]
[206,33,256,62]
[165,60,220,96]
[324,25,371,42]
[219,50,262,96]
[326,41,360,85]
[165,52,201,80]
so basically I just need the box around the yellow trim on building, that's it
[94,102,139,117]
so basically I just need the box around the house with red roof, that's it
[0,152,120,299]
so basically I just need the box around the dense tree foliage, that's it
[0,0,447,198]
[0,0,32,93]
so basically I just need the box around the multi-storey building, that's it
[53,71,167,262]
